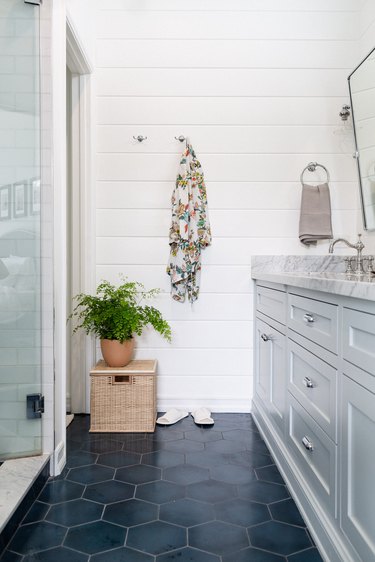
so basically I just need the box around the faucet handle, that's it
[364,255,374,274]
[344,257,353,274]
[356,233,365,250]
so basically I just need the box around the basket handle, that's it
[110,375,132,385]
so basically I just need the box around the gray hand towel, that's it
[299,182,333,245]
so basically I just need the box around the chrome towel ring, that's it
[300,162,330,185]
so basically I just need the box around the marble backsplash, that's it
[251,255,356,274]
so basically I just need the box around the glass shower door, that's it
[0,0,42,459]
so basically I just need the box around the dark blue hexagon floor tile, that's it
[205,440,247,454]
[215,498,270,527]
[222,429,263,442]
[91,548,153,562]
[80,439,123,454]
[45,498,103,526]
[160,498,215,527]
[23,547,89,562]
[0,551,23,562]
[156,547,220,562]
[187,479,236,503]
[230,450,273,468]
[142,450,185,468]
[22,501,50,524]
[288,548,323,561]
[185,429,222,443]
[222,547,284,562]
[123,439,163,454]
[103,498,158,527]
[186,452,231,469]
[116,464,161,484]
[239,481,290,503]
[162,439,204,453]
[84,480,135,504]
[270,498,306,527]
[65,450,97,468]
[163,464,209,485]
[256,464,285,485]
[8,521,66,555]
[136,480,185,504]
[67,464,114,485]
[189,521,248,556]
[152,429,184,442]
[248,521,311,556]
[38,480,84,504]
[64,521,126,554]
[127,521,186,555]
[97,451,141,468]
[211,464,256,485]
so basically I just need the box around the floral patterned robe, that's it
[167,141,211,303]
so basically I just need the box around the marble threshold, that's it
[0,454,50,534]
[251,255,375,301]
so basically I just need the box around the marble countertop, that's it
[251,256,375,301]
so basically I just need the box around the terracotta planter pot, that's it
[100,338,135,368]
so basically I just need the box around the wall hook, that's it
[174,135,186,143]
[133,135,148,143]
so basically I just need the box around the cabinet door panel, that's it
[255,316,286,435]
[288,340,337,442]
[341,375,375,561]
[288,293,338,353]
[256,285,286,326]
[343,307,375,376]
[288,393,337,517]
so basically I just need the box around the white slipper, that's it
[191,408,214,426]
[156,408,189,426]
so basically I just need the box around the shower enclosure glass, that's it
[0,0,42,459]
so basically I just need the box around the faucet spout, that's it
[328,234,365,275]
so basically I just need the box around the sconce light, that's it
[339,105,351,121]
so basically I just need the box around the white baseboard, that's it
[157,398,252,413]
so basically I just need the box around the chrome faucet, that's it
[328,234,365,275]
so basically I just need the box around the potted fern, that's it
[69,278,171,367]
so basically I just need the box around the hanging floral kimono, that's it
[167,140,212,303]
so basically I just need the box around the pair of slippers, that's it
[156,407,214,426]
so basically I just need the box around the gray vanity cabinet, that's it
[255,284,287,437]
[341,374,375,562]
[253,281,375,562]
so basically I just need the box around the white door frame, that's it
[66,14,95,414]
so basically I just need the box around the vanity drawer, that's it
[288,293,338,353]
[288,393,337,517]
[256,285,286,325]
[343,307,375,376]
[288,340,337,442]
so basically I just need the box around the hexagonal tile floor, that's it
[1,414,324,561]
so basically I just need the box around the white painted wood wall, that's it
[94,0,364,412]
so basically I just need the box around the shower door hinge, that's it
[27,394,45,419]
[25,1,42,5]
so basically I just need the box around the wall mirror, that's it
[349,47,375,230]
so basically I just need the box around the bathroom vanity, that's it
[252,257,375,562]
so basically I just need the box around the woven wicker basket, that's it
[89,360,157,433]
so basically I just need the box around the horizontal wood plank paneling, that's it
[96,181,358,211]
[97,97,349,126]
[96,125,349,154]
[96,265,253,294]
[100,0,359,12]
[94,1,360,411]
[96,209,355,238]
[96,39,356,69]
[96,68,349,97]
[97,154,357,182]
[97,11,356,41]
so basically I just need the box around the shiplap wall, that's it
[94,0,360,412]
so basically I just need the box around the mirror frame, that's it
[348,46,375,231]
